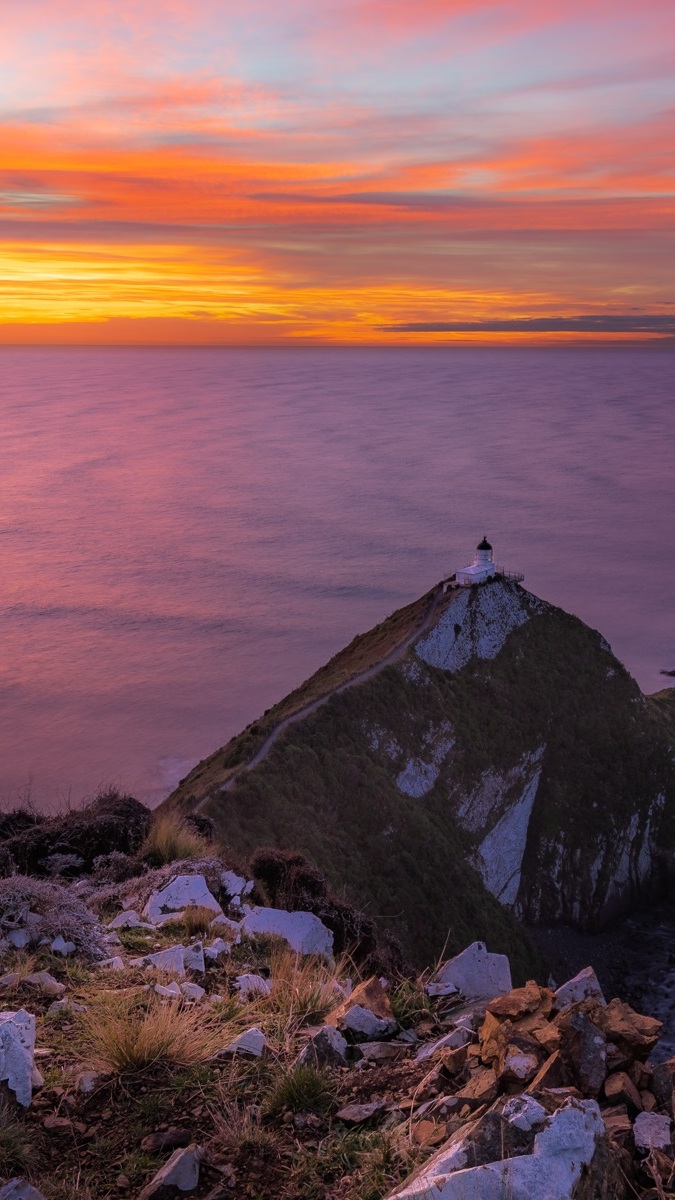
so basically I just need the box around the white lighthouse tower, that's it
[455,536,497,586]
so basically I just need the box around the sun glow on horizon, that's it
[1,0,674,344]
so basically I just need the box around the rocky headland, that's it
[2,575,675,1198]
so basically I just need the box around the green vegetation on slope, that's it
[170,586,437,806]
[168,585,674,980]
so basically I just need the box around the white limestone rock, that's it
[204,938,232,961]
[155,981,182,999]
[184,942,205,973]
[180,982,206,1002]
[50,935,76,956]
[7,930,30,950]
[0,1182,50,1200]
[107,909,154,931]
[221,870,254,901]
[137,1144,201,1198]
[240,907,333,958]
[393,1098,604,1200]
[98,956,126,971]
[554,967,606,1010]
[0,1009,38,1108]
[415,1026,472,1061]
[426,941,511,1001]
[139,946,187,976]
[234,973,272,999]
[634,1111,673,1154]
[338,1004,398,1042]
[23,972,65,998]
[415,582,539,674]
[220,1027,268,1058]
[209,915,242,943]
[143,875,222,924]
[297,1025,349,1068]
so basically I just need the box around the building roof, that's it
[477,536,492,551]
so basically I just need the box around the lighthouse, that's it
[455,536,497,586]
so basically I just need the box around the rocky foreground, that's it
[1,801,675,1199]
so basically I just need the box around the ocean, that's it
[1,345,673,811]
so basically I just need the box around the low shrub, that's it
[0,876,104,959]
[2,790,151,875]
[91,851,143,884]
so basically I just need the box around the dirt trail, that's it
[216,582,447,795]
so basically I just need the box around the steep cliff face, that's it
[167,579,675,969]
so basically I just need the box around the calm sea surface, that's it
[1,346,673,811]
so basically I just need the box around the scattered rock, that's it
[137,1144,201,1198]
[554,966,606,1010]
[297,1025,349,1069]
[50,935,76,956]
[204,937,233,961]
[219,1027,268,1058]
[338,1004,398,1042]
[143,875,222,924]
[183,942,205,973]
[240,906,334,957]
[234,973,271,999]
[0,1009,40,1107]
[426,941,512,1001]
[180,982,205,1002]
[107,909,154,931]
[357,1041,411,1063]
[326,976,394,1026]
[556,1009,607,1095]
[98,956,126,971]
[75,1069,100,1094]
[336,1100,387,1125]
[604,1071,643,1113]
[416,1027,472,1061]
[155,982,182,1000]
[23,971,65,998]
[633,1110,673,1154]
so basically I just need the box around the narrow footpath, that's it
[216,581,447,796]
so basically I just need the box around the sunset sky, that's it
[1,0,674,343]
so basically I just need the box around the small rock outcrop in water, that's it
[163,578,675,969]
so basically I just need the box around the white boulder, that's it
[339,1005,397,1042]
[234,973,272,999]
[240,907,333,958]
[394,1098,604,1199]
[184,942,205,973]
[209,915,242,943]
[0,1010,40,1108]
[426,941,511,1001]
[143,875,222,924]
[204,938,232,962]
[180,982,206,1002]
[98,956,126,971]
[554,966,606,1010]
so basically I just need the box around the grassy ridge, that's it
[167,585,674,980]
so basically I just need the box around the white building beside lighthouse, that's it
[456,536,497,586]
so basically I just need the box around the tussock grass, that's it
[264,1063,337,1117]
[0,1099,40,1174]
[210,1096,279,1154]
[139,813,210,866]
[388,975,434,1027]
[182,903,217,937]
[80,992,228,1074]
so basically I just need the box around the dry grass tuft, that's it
[209,1095,279,1154]
[80,992,228,1074]
[0,1099,40,1174]
[139,813,210,867]
[182,904,217,937]
[243,947,348,1047]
